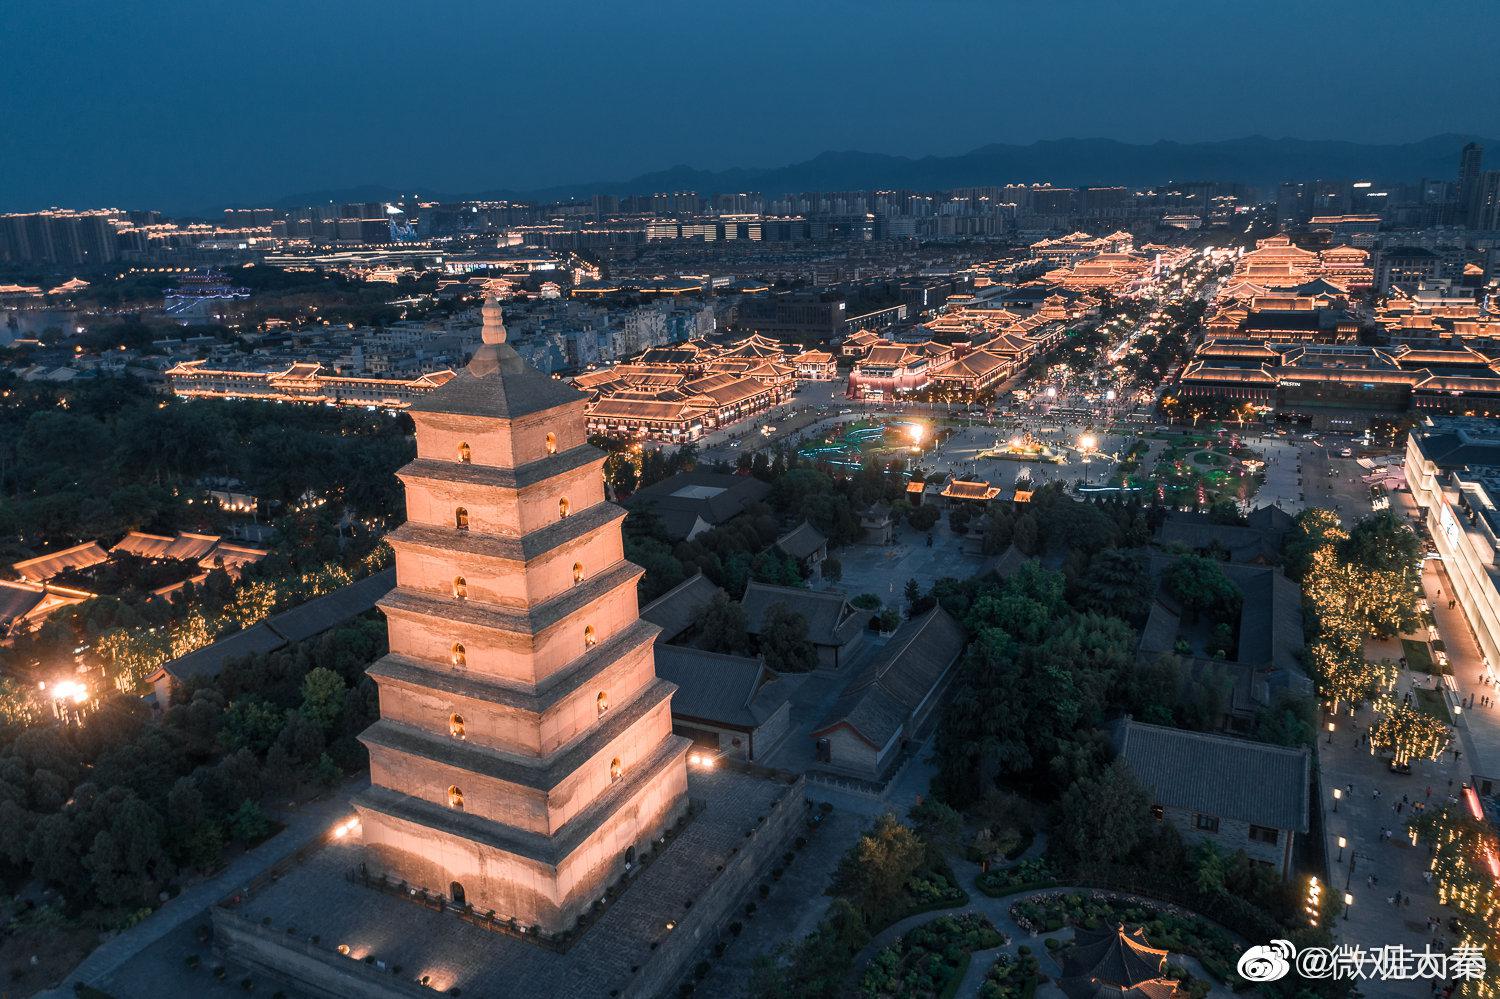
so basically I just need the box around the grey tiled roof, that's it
[0,583,45,627]
[268,567,395,643]
[160,568,396,683]
[1139,555,1304,675]
[640,573,724,644]
[1156,511,1286,564]
[626,472,772,540]
[1111,718,1311,832]
[741,581,868,647]
[814,606,966,747]
[653,645,787,729]
[161,622,287,682]
[773,522,827,561]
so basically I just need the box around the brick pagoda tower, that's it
[355,300,690,933]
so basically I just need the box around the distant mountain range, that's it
[262,134,1492,211]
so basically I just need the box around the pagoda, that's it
[355,299,690,934]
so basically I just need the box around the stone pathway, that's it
[845,858,1238,999]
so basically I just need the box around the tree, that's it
[1283,508,1345,580]
[1253,690,1317,747]
[1053,759,1152,868]
[1343,509,1422,575]
[299,667,347,732]
[908,505,940,533]
[698,592,749,654]
[83,795,170,908]
[908,797,963,863]
[1369,697,1450,766]
[1410,805,1500,997]
[1074,548,1152,623]
[904,578,922,616]
[228,799,273,843]
[832,814,925,924]
[759,603,817,672]
[220,697,284,754]
[821,556,842,584]
[1161,554,1241,624]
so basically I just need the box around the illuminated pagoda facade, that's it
[356,299,690,934]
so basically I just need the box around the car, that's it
[1302,433,1318,440]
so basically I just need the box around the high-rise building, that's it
[1472,172,1500,232]
[1459,142,1484,226]
[354,300,690,933]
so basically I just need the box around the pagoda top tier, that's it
[409,299,583,421]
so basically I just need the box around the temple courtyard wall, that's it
[211,768,806,999]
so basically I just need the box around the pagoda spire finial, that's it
[481,298,506,345]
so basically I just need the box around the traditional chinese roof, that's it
[772,522,828,561]
[639,573,724,644]
[741,581,868,647]
[653,645,788,731]
[812,606,965,748]
[13,542,110,582]
[1058,925,1177,999]
[940,479,1001,501]
[1110,718,1311,833]
[112,531,223,562]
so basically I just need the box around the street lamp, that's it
[1337,836,1346,862]
[1326,721,1335,744]
[1343,892,1354,920]
[1332,787,1342,813]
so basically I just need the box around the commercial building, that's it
[167,360,456,409]
[1175,340,1500,426]
[1406,417,1500,705]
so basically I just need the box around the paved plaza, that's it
[96,769,800,999]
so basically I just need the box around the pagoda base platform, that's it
[211,768,805,999]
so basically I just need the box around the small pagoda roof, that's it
[1059,924,1177,999]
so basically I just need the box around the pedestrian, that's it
[1374,788,1383,799]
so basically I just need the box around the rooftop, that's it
[1110,718,1311,832]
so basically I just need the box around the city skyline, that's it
[5,0,1500,211]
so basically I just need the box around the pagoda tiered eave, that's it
[385,504,627,564]
[378,560,642,637]
[354,731,689,868]
[366,618,660,709]
[360,676,677,793]
[396,444,604,492]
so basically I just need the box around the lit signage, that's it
[1440,506,1462,550]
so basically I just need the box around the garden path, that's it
[847,852,1239,999]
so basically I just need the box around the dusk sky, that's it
[4,0,1500,212]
